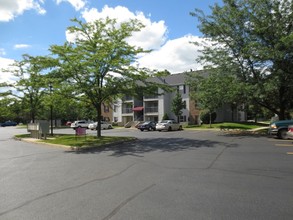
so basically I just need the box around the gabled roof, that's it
[151,70,208,86]
[141,70,209,87]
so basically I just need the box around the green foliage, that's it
[200,110,217,124]
[187,71,246,113]
[171,92,185,122]
[191,0,293,120]
[49,18,164,136]
[162,113,169,120]
[41,135,135,148]
[0,54,53,122]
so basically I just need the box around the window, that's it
[177,85,186,94]
[180,115,187,122]
[183,101,186,109]
[103,104,109,113]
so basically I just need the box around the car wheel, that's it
[179,125,182,130]
[278,129,287,139]
[108,125,112,129]
[140,129,144,131]
[168,126,172,131]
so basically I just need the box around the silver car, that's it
[156,120,182,131]
[88,121,113,130]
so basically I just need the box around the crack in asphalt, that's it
[206,146,227,169]
[211,168,283,179]
[102,184,156,220]
[0,163,137,217]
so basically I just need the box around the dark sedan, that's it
[1,121,18,127]
[268,119,293,139]
[137,121,156,131]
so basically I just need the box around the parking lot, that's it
[0,127,293,220]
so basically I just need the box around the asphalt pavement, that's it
[0,126,292,220]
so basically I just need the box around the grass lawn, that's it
[15,134,135,148]
[185,122,269,130]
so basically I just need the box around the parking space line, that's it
[286,152,293,155]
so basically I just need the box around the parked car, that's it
[65,121,72,126]
[88,121,113,130]
[137,121,156,131]
[70,120,92,130]
[286,125,293,139]
[268,120,293,139]
[156,120,182,131]
[0,121,17,127]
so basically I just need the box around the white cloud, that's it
[69,5,206,73]
[14,44,31,49]
[55,0,86,11]
[137,35,208,73]
[0,0,46,22]
[81,6,167,50]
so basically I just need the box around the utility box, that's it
[28,121,50,139]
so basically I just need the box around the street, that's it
[0,127,293,220]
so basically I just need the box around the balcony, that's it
[122,108,133,114]
[145,107,158,113]
[123,96,133,101]
[144,94,158,99]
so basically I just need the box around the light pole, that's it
[49,83,53,136]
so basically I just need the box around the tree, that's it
[171,92,185,122]
[0,97,23,122]
[0,54,49,123]
[187,70,247,124]
[191,0,293,120]
[49,18,158,137]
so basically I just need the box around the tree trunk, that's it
[96,103,102,137]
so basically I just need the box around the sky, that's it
[0,0,222,84]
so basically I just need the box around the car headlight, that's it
[270,124,277,129]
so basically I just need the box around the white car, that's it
[70,120,92,130]
[155,120,182,131]
[88,121,113,130]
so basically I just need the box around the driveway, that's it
[0,127,293,220]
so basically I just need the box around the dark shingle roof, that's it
[144,70,209,86]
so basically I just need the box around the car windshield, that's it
[160,120,170,123]
[143,121,151,124]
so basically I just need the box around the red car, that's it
[287,125,293,139]
[65,121,72,126]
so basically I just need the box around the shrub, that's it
[200,111,217,124]
[162,113,169,120]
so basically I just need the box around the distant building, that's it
[113,71,246,126]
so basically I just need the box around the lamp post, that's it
[49,83,53,136]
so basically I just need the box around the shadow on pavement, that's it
[65,137,238,156]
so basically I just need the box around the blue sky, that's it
[0,0,222,83]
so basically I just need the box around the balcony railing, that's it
[123,96,133,101]
[122,108,133,114]
[144,95,158,99]
[144,107,158,113]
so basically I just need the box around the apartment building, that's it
[113,72,201,125]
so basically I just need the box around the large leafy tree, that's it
[50,18,158,137]
[0,54,50,123]
[187,71,247,122]
[191,0,293,120]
